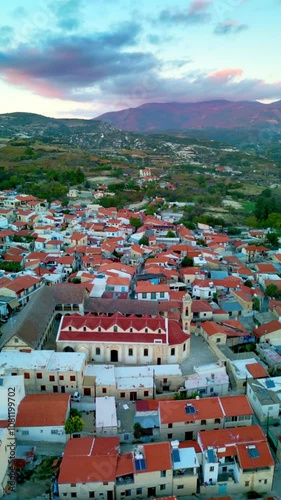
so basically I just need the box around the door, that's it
[53,386,58,393]
[148,487,156,497]
[157,357,161,365]
[61,386,65,393]
[111,349,118,362]
[84,388,91,396]
[218,484,227,494]
[107,492,113,500]
[185,431,193,440]
[130,392,137,401]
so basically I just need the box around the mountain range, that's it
[95,99,281,132]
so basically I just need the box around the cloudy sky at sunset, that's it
[0,0,280,118]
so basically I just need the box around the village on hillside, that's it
[0,187,281,500]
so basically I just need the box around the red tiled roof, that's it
[116,453,134,477]
[254,319,281,339]
[57,313,189,346]
[198,425,266,450]
[136,283,169,293]
[246,363,269,379]
[220,395,253,417]
[159,397,224,424]
[236,441,274,470]
[138,442,172,474]
[16,394,70,427]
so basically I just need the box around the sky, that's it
[0,0,280,118]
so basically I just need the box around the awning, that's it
[8,299,20,309]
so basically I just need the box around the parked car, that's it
[71,391,81,402]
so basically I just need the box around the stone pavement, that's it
[181,333,220,376]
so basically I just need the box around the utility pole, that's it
[153,369,155,400]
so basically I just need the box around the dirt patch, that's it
[222,199,242,209]
[10,456,57,500]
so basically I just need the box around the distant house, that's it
[135,283,170,301]
[15,393,70,443]
[254,319,281,345]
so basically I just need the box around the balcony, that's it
[116,475,134,486]
[217,472,237,483]
[173,468,197,478]
[160,381,171,387]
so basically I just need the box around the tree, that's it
[244,280,253,288]
[266,231,279,248]
[65,415,84,436]
[265,284,280,298]
[133,422,143,439]
[166,230,176,238]
[252,297,260,311]
[130,217,143,229]
[181,256,193,268]
[0,262,22,272]
[71,278,81,284]
[139,236,149,246]
[70,408,82,418]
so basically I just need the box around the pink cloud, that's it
[208,68,244,82]
[3,68,66,99]
[189,0,212,15]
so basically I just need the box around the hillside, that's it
[95,100,281,133]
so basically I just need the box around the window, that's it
[71,494,77,498]
[120,392,125,398]
[151,292,156,299]
[201,420,206,425]
[49,375,55,382]
[214,418,220,424]
[216,338,221,343]
[14,337,19,343]
[168,423,173,429]
[51,429,59,434]
[160,470,166,478]
[144,348,148,356]
[158,328,161,333]
[168,433,173,439]
[70,376,75,382]
[98,327,101,332]
[264,479,267,484]
[96,347,101,355]
[102,388,107,394]
[144,391,149,397]
[171,348,175,356]
[125,490,131,497]
[128,348,133,356]
[114,326,118,332]
[41,385,46,391]
[130,327,133,332]
[89,493,95,498]
[160,484,166,490]
[103,482,108,486]
[160,292,164,298]
[136,489,142,495]
[245,481,250,487]
[183,343,186,351]
[24,373,30,379]
[142,293,147,298]
[145,328,148,333]
[210,466,214,472]
[22,430,29,435]
[69,327,72,331]
[36,373,42,379]
[177,485,184,490]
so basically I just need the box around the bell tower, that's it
[181,292,192,333]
